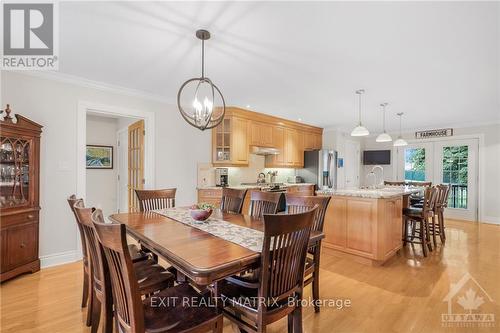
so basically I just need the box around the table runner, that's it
[153,208,263,252]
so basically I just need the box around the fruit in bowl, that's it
[189,203,214,221]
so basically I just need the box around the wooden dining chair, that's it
[403,186,438,257]
[249,191,281,218]
[92,212,223,333]
[285,194,331,313]
[67,195,90,313]
[221,188,247,214]
[74,204,175,333]
[216,207,317,333]
[430,184,450,245]
[135,188,176,212]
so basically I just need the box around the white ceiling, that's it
[59,1,499,131]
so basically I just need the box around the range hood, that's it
[251,146,280,155]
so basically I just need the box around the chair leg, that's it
[292,305,303,333]
[86,287,94,327]
[288,313,293,333]
[312,246,321,313]
[425,219,432,252]
[82,269,89,308]
[90,296,101,333]
[403,217,408,245]
[439,211,446,242]
[431,216,437,248]
[420,220,427,257]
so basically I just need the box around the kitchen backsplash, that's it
[197,154,297,188]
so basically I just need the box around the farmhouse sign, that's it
[415,128,453,139]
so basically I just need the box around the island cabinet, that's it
[211,107,322,168]
[0,107,42,282]
[321,195,403,265]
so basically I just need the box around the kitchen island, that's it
[317,188,419,266]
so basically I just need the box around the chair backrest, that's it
[258,207,317,305]
[67,195,88,259]
[249,191,281,218]
[285,194,331,232]
[384,181,405,186]
[407,181,432,187]
[92,209,145,333]
[73,201,104,289]
[221,188,247,214]
[135,188,176,212]
[438,184,450,209]
[422,186,439,216]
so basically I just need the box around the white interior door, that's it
[395,138,478,221]
[433,139,478,221]
[116,129,128,213]
[344,140,360,188]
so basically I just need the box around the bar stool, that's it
[403,186,438,257]
[430,184,450,245]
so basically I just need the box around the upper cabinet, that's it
[250,121,273,147]
[212,114,249,166]
[303,131,322,151]
[211,107,322,168]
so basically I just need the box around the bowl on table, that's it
[189,204,214,221]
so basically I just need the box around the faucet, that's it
[368,165,384,188]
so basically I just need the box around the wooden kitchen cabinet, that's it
[304,131,322,150]
[212,107,322,168]
[321,194,403,265]
[250,121,273,147]
[212,115,249,166]
[265,126,285,167]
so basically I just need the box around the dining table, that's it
[109,208,324,287]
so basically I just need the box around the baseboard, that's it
[481,216,500,225]
[40,250,81,268]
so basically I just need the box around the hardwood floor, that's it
[1,219,499,333]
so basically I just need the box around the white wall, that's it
[1,71,211,267]
[360,124,500,224]
[86,115,118,217]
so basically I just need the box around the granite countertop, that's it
[197,183,316,190]
[316,187,421,199]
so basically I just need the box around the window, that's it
[442,145,468,209]
[404,148,425,181]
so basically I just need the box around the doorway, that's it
[76,102,155,257]
[395,138,479,221]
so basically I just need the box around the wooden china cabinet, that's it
[0,105,42,282]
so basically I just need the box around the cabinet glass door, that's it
[215,118,231,162]
[0,137,31,208]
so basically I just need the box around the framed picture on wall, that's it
[86,145,113,169]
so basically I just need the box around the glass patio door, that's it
[433,139,478,221]
[395,142,434,183]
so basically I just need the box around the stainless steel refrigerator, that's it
[297,150,338,190]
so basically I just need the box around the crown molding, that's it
[8,70,174,105]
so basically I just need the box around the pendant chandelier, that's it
[177,29,225,131]
[375,102,392,142]
[393,112,408,146]
[350,89,370,137]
